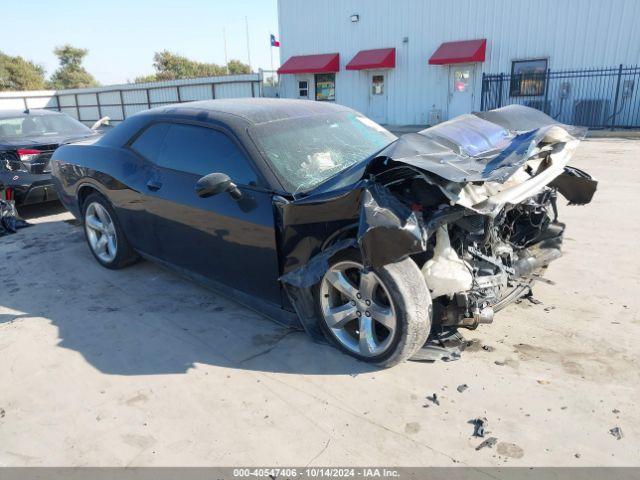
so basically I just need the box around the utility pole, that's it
[245,16,252,72]
[223,27,229,74]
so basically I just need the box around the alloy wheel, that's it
[85,202,118,263]
[319,260,397,357]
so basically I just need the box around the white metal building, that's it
[277,0,640,125]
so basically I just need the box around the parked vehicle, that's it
[0,109,98,205]
[50,99,596,366]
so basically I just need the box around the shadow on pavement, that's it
[17,200,67,220]
[0,215,378,377]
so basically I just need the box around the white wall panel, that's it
[149,87,179,104]
[58,95,76,107]
[180,85,213,101]
[0,98,25,109]
[278,0,640,124]
[77,93,97,106]
[215,82,254,99]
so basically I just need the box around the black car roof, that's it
[0,109,65,119]
[144,98,355,125]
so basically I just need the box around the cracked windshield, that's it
[250,112,396,193]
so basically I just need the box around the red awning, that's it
[428,39,487,65]
[278,53,340,74]
[346,48,395,70]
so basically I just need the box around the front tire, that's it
[315,249,432,367]
[82,192,139,269]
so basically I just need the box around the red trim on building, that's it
[278,53,340,74]
[346,48,396,70]
[428,39,487,65]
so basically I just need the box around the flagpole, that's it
[245,16,252,72]
[270,37,274,72]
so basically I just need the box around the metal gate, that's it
[481,65,640,129]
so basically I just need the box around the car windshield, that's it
[249,112,397,193]
[0,114,91,140]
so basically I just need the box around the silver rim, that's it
[84,202,117,263]
[319,260,397,357]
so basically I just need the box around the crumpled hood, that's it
[378,104,587,184]
[373,105,593,216]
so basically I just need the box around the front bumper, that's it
[1,171,58,206]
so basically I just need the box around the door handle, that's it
[146,180,162,191]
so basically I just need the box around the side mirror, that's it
[195,172,243,200]
[91,116,110,130]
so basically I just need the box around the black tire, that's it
[314,249,432,367]
[81,192,139,269]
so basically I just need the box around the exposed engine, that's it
[384,169,566,330]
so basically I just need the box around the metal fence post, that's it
[480,73,486,111]
[611,64,623,130]
[498,73,504,108]
[118,90,125,121]
[74,93,80,120]
[543,68,550,114]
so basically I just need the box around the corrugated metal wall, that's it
[0,74,261,126]
[278,0,640,124]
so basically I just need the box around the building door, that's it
[447,64,475,119]
[368,72,387,124]
[296,76,311,99]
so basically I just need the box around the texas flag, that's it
[270,34,280,47]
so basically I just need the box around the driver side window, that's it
[131,122,258,186]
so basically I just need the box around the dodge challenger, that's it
[50,99,596,367]
[1,109,98,205]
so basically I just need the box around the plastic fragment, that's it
[475,437,498,451]
[609,427,623,440]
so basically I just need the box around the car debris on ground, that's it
[0,198,29,237]
[469,417,488,437]
[609,427,623,440]
[475,437,498,451]
[424,393,440,406]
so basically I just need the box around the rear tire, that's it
[82,192,139,269]
[315,249,432,367]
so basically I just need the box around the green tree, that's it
[132,74,158,84]
[0,52,47,91]
[134,51,251,83]
[49,45,99,89]
[227,59,251,75]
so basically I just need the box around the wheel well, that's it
[77,185,101,212]
[321,223,358,250]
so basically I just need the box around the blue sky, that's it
[2,0,280,85]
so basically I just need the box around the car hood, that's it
[0,131,98,149]
[376,104,586,184]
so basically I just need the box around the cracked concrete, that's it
[1,138,639,466]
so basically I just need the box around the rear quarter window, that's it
[130,123,170,162]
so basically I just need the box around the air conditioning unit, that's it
[572,99,610,127]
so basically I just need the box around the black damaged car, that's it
[1,109,98,205]
[50,99,596,367]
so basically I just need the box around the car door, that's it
[141,122,282,306]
